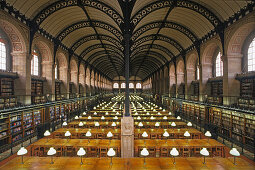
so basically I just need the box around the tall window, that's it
[129,83,134,88]
[248,38,255,72]
[113,83,119,88]
[121,83,125,88]
[196,66,200,80]
[31,51,39,76]
[55,64,58,79]
[0,40,6,70]
[215,52,223,77]
[136,83,142,89]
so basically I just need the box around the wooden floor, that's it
[1,157,254,170]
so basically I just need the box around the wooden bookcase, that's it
[0,77,17,109]
[31,79,45,104]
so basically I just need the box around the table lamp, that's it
[137,116,141,120]
[101,116,105,120]
[163,109,166,112]
[135,112,138,115]
[83,112,86,115]
[111,122,116,127]
[17,147,27,164]
[106,112,109,115]
[157,112,161,115]
[146,112,150,115]
[230,148,240,165]
[169,112,172,115]
[205,131,211,142]
[65,131,71,141]
[94,112,97,115]
[142,131,148,144]
[79,122,84,127]
[163,131,169,143]
[177,116,181,120]
[75,116,79,120]
[107,131,113,144]
[62,121,68,127]
[107,148,116,165]
[200,148,209,164]
[170,148,179,164]
[141,148,149,165]
[138,122,143,127]
[85,131,92,143]
[187,122,192,127]
[184,131,190,143]
[88,116,92,120]
[93,106,96,109]
[150,116,155,120]
[77,147,86,165]
[44,130,51,142]
[163,116,167,120]
[47,147,56,164]
[113,116,118,120]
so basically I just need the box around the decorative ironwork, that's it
[71,34,123,52]
[33,0,123,26]
[131,0,221,27]
[131,34,184,52]
[56,20,123,42]
[87,51,124,65]
[131,44,173,60]
[132,21,198,42]
[81,44,124,59]
[131,51,167,64]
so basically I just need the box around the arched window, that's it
[215,52,223,77]
[31,51,39,76]
[121,83,125,88]
[55,63,58,79]
[248,38,255,72]
[0,39,6,70]
[129,83,134,88]
[136,83,142,89]
[113,83,119,89]
[196,66,200,80]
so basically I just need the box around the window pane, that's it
[215,52,223,77]
[0,42,6,70]
[248,38,255,72]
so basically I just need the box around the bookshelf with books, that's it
[31,79,45,104]
[55,80,61,101]
[0,114,9,147]
[9,111,23,144]
[0,77,17,109]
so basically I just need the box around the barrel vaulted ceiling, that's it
[3,0,254,80]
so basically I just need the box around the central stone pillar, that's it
[121,116,134,158]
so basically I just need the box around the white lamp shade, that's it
[146,112,150,115]
[107,131,113,138]
[107,148,116,157]
[94,112,97,115]
[163,131,170,137]
[142,131,148,138]
[111,122,116,127]
[150,116,155,120]
[75,116,79,120]
[47,147,56,156]
[141,148,149,156]
[77,148,86,156]
[95,122,100,126]
[116,112,120,115]
[83,112,86,115]
[170,148,179,156]
[88,116,92,119]
[200,148,209,156]
[163,116,167,120]
[85,131,92,137]
[101,116,105,120]
[171,122,176,127]
[62,122,68,126]
[65,131,71,137]
[137,116,141,120]
[102,107,105,109]
[79,116,82,118]
[138,122,143,127]
[79,122,84,127]
[230,148,240,156]
[157,112,161,115]
[163,109,166,111]
[169,112,172,115]
[113,116,118,120]
[113,109,116,112]
[187,122,192,126]
[93,107,96,109]
[155,122,160,126]
[17,147,27,156]
[184,131,191,137]
[159,107,162,109]
[44,130,51,137]
[135,112,138,115]
[153,109,156,111]
[205,131,212,137]
[106,112,109,115]
[177,116,181,120]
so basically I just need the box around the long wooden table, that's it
[68,121,121,128]
[30,139,121,157]
[134,121,187,128]
[134,139,225,157]
[2,157,254,170]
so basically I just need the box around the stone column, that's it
[200,63,212,101]
[42,61,55,101]
[121,116,134,158]
[12,52,31,105]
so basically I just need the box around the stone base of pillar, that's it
[121,116,134,158]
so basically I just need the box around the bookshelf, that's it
[31,80,44,104]
[55,81,61,101]
[0,77,17,109]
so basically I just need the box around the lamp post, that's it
[65,131,71,142]
[205,131,211,142]
[47,147,56,164]
[184,131,190,143]
[163,131,169,143]
[17,147,27,164]
[107,148,116,166]
[44,130,51,142]
[200,148,209,164]
[85,131,92,143]
[170,148,179,164]
[77,147,86,165]
[141,148,149,166]
[230,148,240,165]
